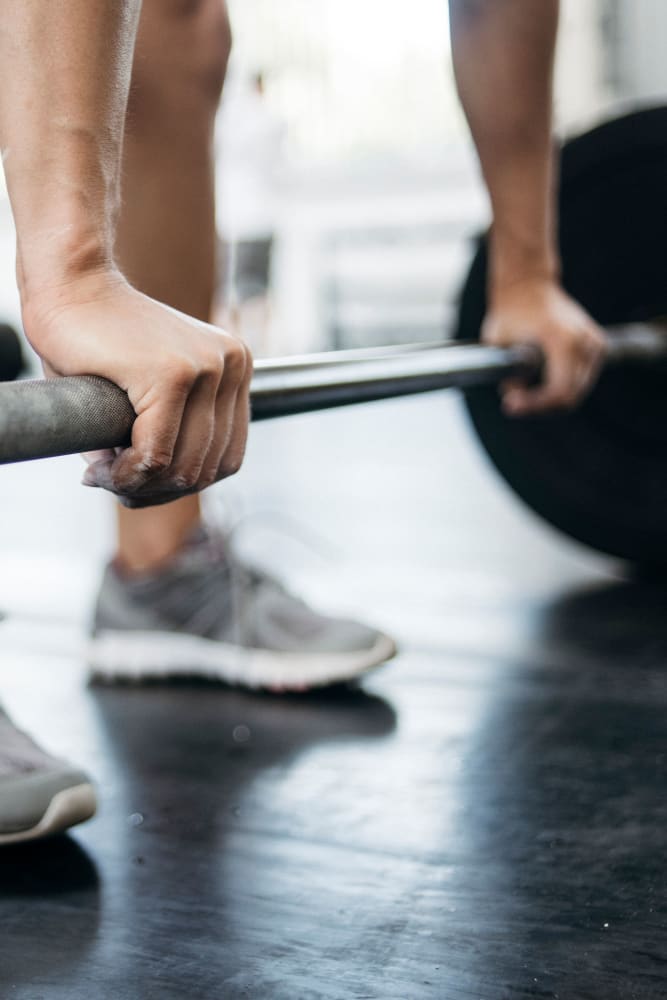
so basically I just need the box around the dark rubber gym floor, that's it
[1,393,665,999]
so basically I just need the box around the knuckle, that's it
[222,341,247,383]
[199,349,224,383]
[174,470,200,491]
[576,337,595,358]
[164,360,198,395]
[199,469,220,490]
[482,325,502,346]
[242,342,254,372]
[581,327,604,355]
[138,450,171,476]
[218,452,244,478]
[591,336,607,360]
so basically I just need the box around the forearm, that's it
[0,0,141,311]
[449,0,560,296]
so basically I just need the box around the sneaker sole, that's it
[87,631,397,691]
[0,783,97,846]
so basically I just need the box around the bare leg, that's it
[0,0,245,844]
[115,0,231,572]
[89,0,395,691]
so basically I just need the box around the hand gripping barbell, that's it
[0,105,666,566]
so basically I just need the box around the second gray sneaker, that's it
[0,706,96,846]
[88,527,396,691]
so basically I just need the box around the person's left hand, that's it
[482,277,608,416]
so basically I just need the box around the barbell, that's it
[0,105,666,566]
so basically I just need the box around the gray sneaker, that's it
[88,527,396,690]
[0,707,96,845]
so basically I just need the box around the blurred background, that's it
[0,0,665,619]
[211,0,665,356]
[0,0,664,358]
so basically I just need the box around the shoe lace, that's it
[208,490,343,567]
[206,494,345,652]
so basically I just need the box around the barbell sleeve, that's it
[0,324,664,465]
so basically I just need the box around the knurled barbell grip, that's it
[0,342,536,463]
[0,326,664,465]
[0,375,134,464]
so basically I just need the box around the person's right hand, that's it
[24,271,252,508]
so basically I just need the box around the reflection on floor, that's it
[1,394,665,1000]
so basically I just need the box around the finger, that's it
[195,380,239,488]
[82,448,116,466]
[216,342,252,481]
[157,370,220,492]
[572,354,602,403]
[199,340,252,487]
[108,341,249,505]
[107,379,218,507]
[481,314,508,346]
[584,329,608,382]
[499,376,529,399]
[502,384,549,415]
[569,329,607,403]
[86,388,188,495]
[503,352,575,415]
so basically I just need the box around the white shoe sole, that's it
[0,783,97,846]
[87,630,397,691]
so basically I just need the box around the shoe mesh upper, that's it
[93,526,382,655]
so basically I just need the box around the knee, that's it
[179,0,232,104]
[129,0,232,124]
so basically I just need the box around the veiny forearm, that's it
[449,0,560,294]
[0,0,141,308]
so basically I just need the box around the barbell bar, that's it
[0,340,533,464]
[0,324,663,467]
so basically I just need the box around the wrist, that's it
[8,147,120,313]
[17,219,117,308]
[20,258,125,355]
[489,229,560,303]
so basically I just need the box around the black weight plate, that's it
[0,323,23,382]
[455,105,667,565]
